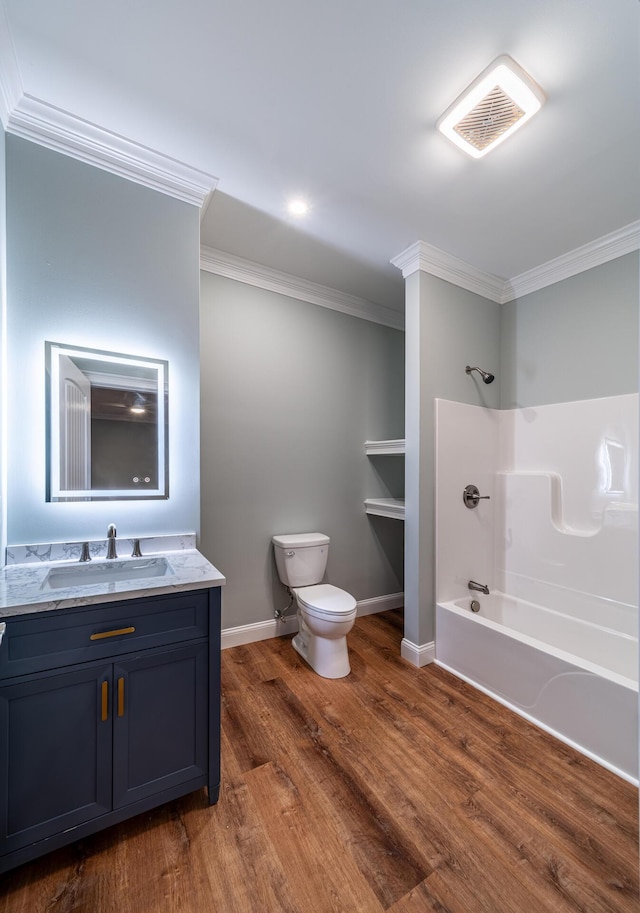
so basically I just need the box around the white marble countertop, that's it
[0,534,225,620]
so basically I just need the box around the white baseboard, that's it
[222,614,299,649]
[401,638,436,667]
[221,591,404,650]
[356,591,404,616]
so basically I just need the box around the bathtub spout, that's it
[468,580,490,595]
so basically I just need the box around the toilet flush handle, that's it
[285,550,295,557]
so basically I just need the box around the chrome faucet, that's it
[468,580,489,595]
[106,524,118,559]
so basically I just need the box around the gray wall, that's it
[200,272,405,629]
[501,252,639,408]
[5,136,201,545]
[405,270,501,647]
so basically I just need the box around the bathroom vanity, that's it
[0,536,225,874]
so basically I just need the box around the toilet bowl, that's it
[292,584,357,679]
[272,534,357,679]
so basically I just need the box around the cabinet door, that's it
[112,643,208,809]
[0,665,113,854]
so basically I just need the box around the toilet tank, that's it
[272,533,330,588]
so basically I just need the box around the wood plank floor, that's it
[1,609,637,912]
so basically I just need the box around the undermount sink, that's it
[43,556,171,590]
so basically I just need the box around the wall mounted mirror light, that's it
[46,342,169,502]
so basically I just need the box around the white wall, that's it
[0,127,6,564]
[436,395,638,639]
[435,399,500,603]
[5,136,201,545]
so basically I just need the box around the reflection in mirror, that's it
[46,342,169,501]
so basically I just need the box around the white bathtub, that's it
[436,592,638,783]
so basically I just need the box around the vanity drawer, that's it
[0,590,210,678]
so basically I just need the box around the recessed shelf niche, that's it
[364,440,405,521]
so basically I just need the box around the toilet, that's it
[272,532,357,679]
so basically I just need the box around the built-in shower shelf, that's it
[364,439,405,455]
[364,498,406,520]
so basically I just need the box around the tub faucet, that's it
[468,580,489,595]
[106,524,117,559]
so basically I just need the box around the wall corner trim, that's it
[391,240,506,303]
[400,638,436,667]
[392,222,640,304]
[200,245,405,330]
[0,2,22,128]
[502,220,640,301]
[4,93,218,206]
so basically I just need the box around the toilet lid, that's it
[294,584,357,616]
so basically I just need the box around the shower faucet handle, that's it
[463,484,490,509]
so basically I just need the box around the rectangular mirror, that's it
[46,342,169,501]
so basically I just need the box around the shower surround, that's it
[435,396,638,782]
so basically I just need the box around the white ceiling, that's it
[3,0,639,311]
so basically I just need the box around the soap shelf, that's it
[364,439,405,455]
[364,498,406,520]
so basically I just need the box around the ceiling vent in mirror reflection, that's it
[45,342,169,502]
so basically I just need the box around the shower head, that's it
[465,365,495,384]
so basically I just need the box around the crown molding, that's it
[502,220,640,302]
[0,7,217,205]
[5,94,218,206]
[200,246,405,330]
[392,222,640,304]
[0,2,21,127]
[391,240,505,303]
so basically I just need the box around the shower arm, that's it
[465,365,495,384]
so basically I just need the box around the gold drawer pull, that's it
[90,626,136,641]
[101,680,109,721]
[117,677,125,717]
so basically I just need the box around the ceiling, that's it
[3,0,639,312]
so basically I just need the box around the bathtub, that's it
[435,592,638,783]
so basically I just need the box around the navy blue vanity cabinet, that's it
[112,641,209,808]
[0,662,114,856]
[0,586,221,874]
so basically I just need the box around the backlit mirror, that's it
[46,342,169,501]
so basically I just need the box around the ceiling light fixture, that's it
[287,198,310,216]
[436,55,545,159]
[129,392,147,415]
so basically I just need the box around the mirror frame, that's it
[45,341,169,501]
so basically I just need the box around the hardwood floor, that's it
[1,609,638,912]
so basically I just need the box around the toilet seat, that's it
[293,584,356,617]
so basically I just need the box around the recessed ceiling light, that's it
[436,55,545,159]
[287,198,310,216]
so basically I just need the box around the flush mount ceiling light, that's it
[436,55,545,158]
